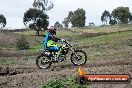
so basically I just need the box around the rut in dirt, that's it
[0,57,131,77]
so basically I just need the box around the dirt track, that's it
[0,30,132,88]
[0,56,132,88]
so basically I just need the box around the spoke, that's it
[72,51,86,65]
[38,56,50,69]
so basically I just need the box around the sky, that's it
[0,0,132,29]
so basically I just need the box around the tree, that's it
[23,0,54,35]
[89,22,95,26]
[68,8,86,27]
[33,0,54,12]
[129,14,132,23]
[101,10,111,25]
[109,19,117,25]
[111,6,131,24]
[23,8,49,36]
[0,14,6,28]
[62,17,69,29]
[54,21,63,29]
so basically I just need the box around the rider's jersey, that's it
[43,32,61,48]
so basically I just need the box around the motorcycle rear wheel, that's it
[36,55,52,69]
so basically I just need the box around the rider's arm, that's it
[49,35,61,42]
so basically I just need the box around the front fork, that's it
[70,48,78,57]
[70,48,81,60]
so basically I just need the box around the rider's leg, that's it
[47,46,60,51]
[47,46,60,61]
[51,46,63,58]
[56,47,62,57]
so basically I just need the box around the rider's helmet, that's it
[48,26,57,35]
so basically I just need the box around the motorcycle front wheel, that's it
[71,50,87,66]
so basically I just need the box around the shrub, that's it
[41,76,88,88]
[16,35,30,50]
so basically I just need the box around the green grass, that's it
[0,58,20,65]
[15,31,36,36]
[41,76,88,88]
[73,24,132,33]
[56,30,75,37]
[26,29,132,50]
[73,31,132,46]
[15,30,75,37]
[29,43,43,50]
[1,25,132,50]
[15,29,75,50]
[70,30,132,60]
[0,56,36,65]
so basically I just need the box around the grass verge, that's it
[41,76,88,88]
[0,56,35,65]
[72,31,132,46]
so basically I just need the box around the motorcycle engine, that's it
[58,54,66,62]
[45,51,50,55]
[61,49,69,55]
[43,50,50,56]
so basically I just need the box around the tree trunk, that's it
[36,30,39,36]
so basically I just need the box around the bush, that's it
[16,35,30,50]
[41,76,88,88]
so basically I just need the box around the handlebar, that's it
[64,40,72,47]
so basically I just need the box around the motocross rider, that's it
[43,26,65,61]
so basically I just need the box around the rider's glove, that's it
[61,39,65,42]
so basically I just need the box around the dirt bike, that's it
[36,40,87,69]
